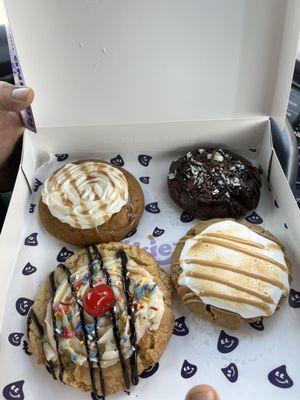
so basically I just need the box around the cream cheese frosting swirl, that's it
[44,252,164,369]
[179,220,290,319]
[42,161,129,229]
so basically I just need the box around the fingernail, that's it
[187,385,219,400]
[11,87,30,101]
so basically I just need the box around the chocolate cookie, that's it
[27,243,174,396]
[171,219,292,330]
[39,160,144,246]
[167,149,261,219]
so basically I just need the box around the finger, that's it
[0,82,34,112]
[185,385,220,400]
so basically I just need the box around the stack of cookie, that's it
[27,150,292,398]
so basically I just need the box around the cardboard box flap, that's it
[4,0,300,129]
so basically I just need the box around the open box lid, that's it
[3,0,300,130]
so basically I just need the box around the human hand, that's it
[186,385,220,400]
[0,82,34,191]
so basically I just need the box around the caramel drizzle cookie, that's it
[172,219,292,328]
[27,245,166,397]
[39,160,145,246]
[42,161,129,229]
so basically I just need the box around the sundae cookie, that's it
[39,160,144,246]
[27,243,174,396]
[171,219,291,330]
[167,148,261,219]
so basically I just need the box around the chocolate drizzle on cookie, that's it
[85,249,106,397]
[117,249,139,385]
[168,148,261,219]
[84,246,140,394]
[57,263,100,396]
[49,271,65,382]
[86,246,131,394]
[27,309,57,380]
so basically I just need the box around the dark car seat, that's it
[0,24,13,83]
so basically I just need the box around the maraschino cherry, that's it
[83,284,115,317]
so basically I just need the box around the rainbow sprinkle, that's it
[85,325,94,332]
[149,284,157,295]
[76,323,82,336]
[140,278,147,286]
[55,311,62,319]
[74,278,83,288]
[89,352,98,361]
[71,353,79,362]
[60,301,72,306]
[132,279,157,302]
[61,327,70,338]
[141,284,147,297]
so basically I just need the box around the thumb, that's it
[186,385,220,400]
[0,82,34,112]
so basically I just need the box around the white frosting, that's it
[44,253,164,369]
[42,161,129,229]
[179,220,290,318]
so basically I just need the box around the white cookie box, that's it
[1,1,300,400]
